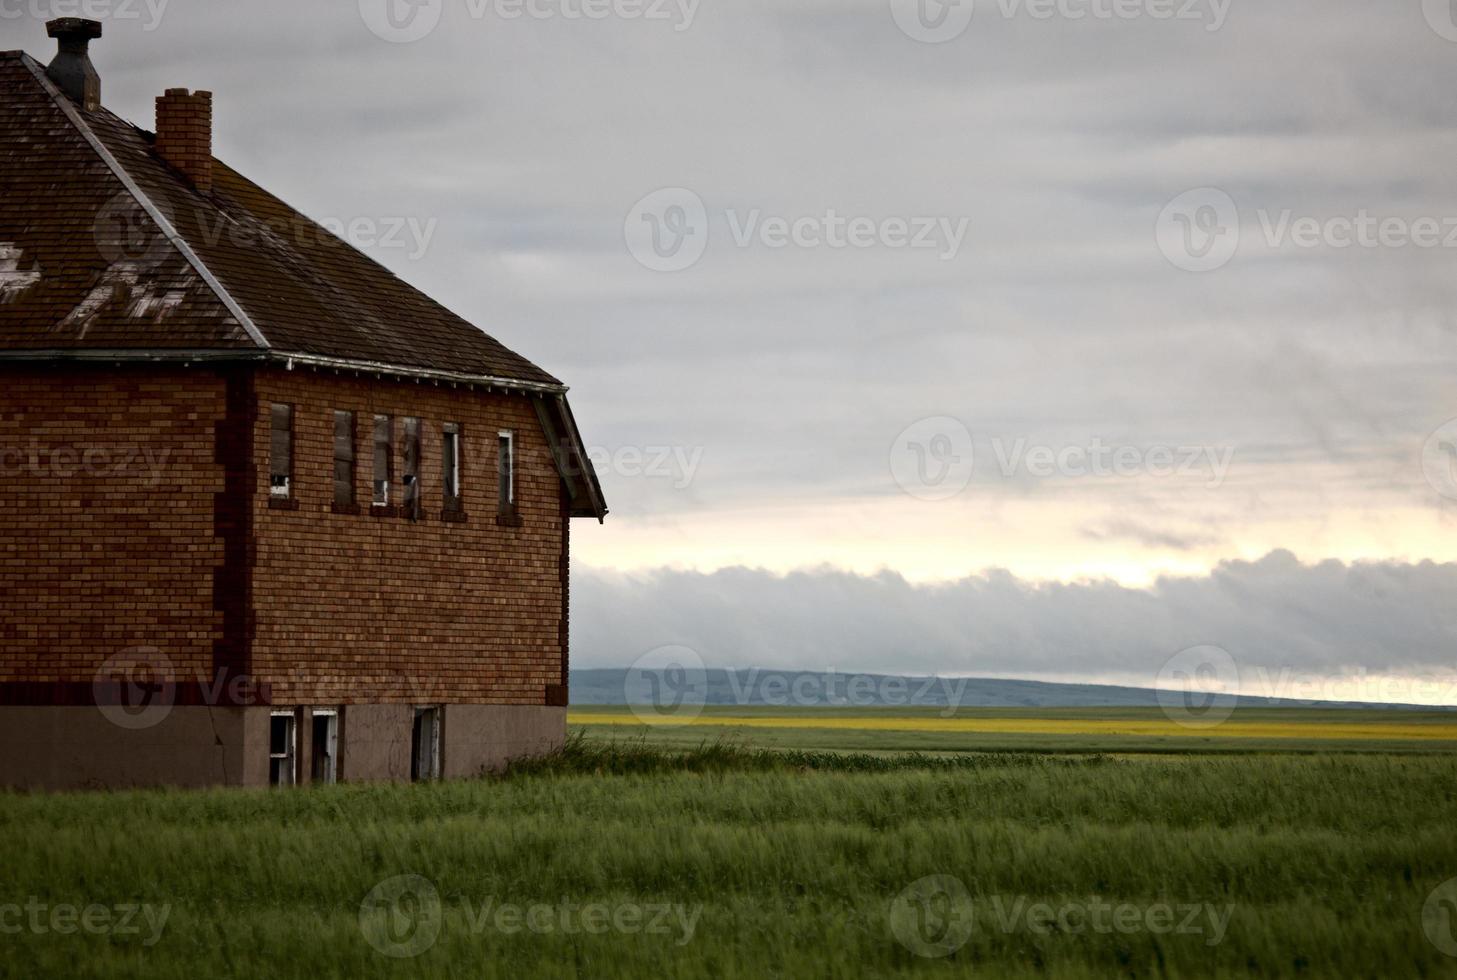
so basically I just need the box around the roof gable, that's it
[0,51,560,390]
[0,54,254,350]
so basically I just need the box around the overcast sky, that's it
[14,0,1456,696]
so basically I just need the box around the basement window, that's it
[311,710,339,785]
[442,423,463,514]
[269,711,296,786]
[269,404,293,499]
[333,411,356,507]
[497,430,515,515]
[372,414,393,507]
[411,707,442,782]
[402,417,422,516]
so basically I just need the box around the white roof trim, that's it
[274,351,567,393]
[0,347,569,394]
[22,55,271,351]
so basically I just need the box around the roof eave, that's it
[269,351,566,394]
[533,393,609,522]
[0,348,567,395]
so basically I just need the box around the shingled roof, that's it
[0,40,605,518]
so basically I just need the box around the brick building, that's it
[0,21,606,790]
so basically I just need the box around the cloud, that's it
[14,1,1457,579]
[573,552,1457,698]
[1081,518,1223,552]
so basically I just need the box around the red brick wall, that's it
[0,365,226,685]
[249,368,566,705]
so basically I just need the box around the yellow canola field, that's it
[569,712,1457,741]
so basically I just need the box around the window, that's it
[333,411,356,507]
[269,711,296,786]
[311,710,339,784]
[402,417,422,516]
[269,404,293,499]
[498,430,515,515]
[411,707,441,782]
[442,423,462,513]
[372,415,392,507]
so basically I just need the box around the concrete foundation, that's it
[0,703,565,791]
[0,706,269,791]
[441,705,567,778]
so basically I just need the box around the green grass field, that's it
[3,714,1457,978]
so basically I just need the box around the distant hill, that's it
[569,668,1444,710]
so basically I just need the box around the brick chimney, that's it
[155,89,214,194]
[45,18,102,111]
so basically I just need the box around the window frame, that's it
[401,417,422,517]
[411,706,442,782]
[269,403,294,502]
[310,709,340,784]
[332,410,357,509]
[442,422,463,516]
[371,414,393,509]
[269,710,296,787]
[497,430,516,516]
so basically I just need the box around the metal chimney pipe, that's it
[45,18,102,111]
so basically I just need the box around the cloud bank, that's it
[574,551,1457,702]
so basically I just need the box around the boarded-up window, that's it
[372,415,392,507]
[270,404,293,499]
[443,423,463,513]
[333,411,355,506]
[402,417,422,515]
[498,430,515,514]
